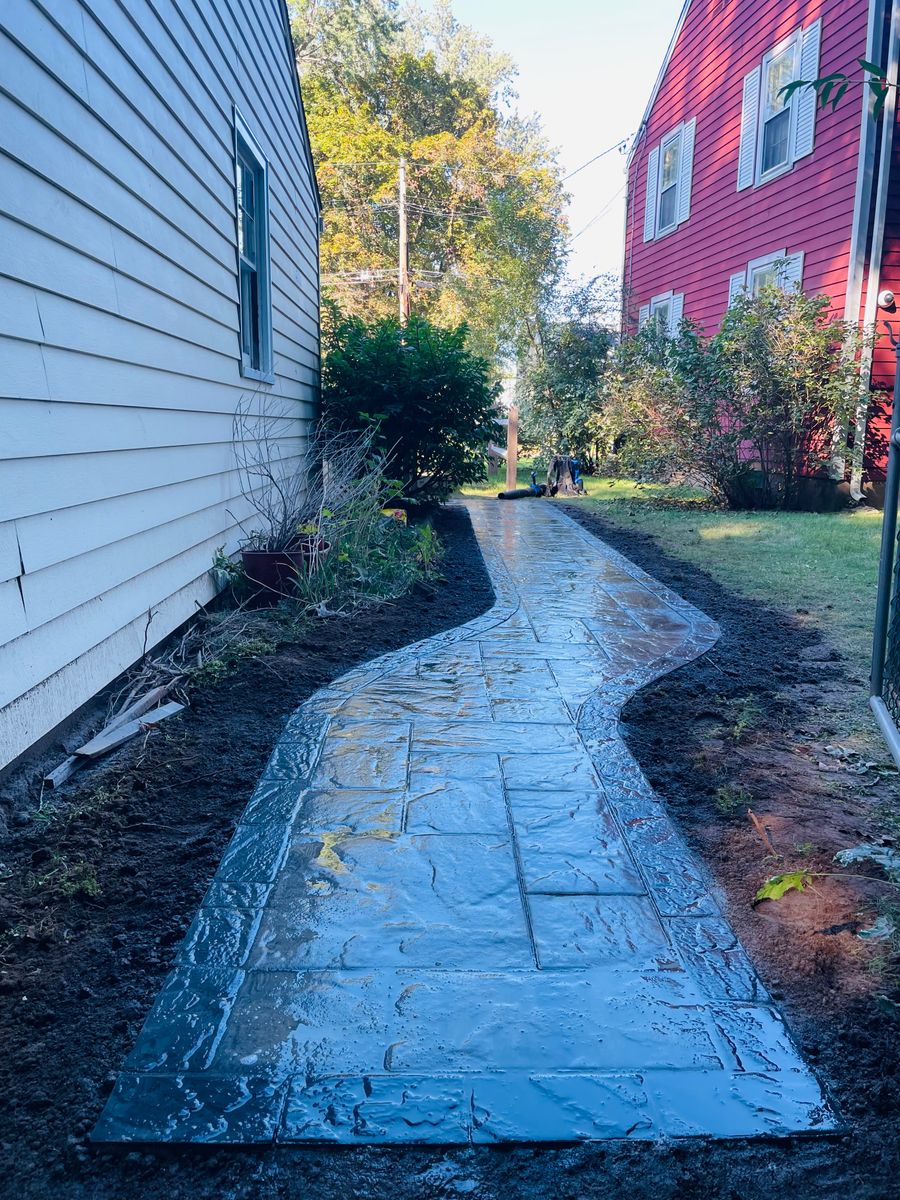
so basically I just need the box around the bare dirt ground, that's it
[0,503,897,1199]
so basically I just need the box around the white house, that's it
[0,0,320,771]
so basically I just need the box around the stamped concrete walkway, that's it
[94,499,836,1144]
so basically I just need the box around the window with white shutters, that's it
[643,118,696,241]
[646,290,685,336]
[728,250,805,303]
[737,20,821,191]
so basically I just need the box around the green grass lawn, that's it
[462,468,883,673]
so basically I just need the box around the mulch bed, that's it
[0,500,898,1199]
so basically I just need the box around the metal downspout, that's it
[850,1,900,499]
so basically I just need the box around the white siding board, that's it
[34,348,317,418]
[0,97,235,290]
[0,529,233,708]
[0,571,216,766]
[0,398,258,459]
[0,0,318,769]
[0,4,90,99]
[16,471,252,574]
[1,440,309,521]
[0,339,51,400]
[20,503,247,630]
[0,579,29,645]
[0,215,121,313]
[0,278,47,341]
[0,523,24,586]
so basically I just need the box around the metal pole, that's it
[870,323,900,698]
[398,157,409,325]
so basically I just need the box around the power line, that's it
[561,136,633,183]
[568,182,628,244]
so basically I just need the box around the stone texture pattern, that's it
[94,500,837,1144]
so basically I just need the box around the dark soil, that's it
[1,501,898,1199]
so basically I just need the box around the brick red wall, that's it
[624,0,869,333]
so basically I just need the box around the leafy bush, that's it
[321,312,501,504]
[602,286,868,509]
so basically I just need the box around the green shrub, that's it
[602,285,868,509]
[321,313,501,504]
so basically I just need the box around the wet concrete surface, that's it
[94,499,837,1145]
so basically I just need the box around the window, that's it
[728,249,804,304]
[657,131,681,234]
[638,290,684,336]
[760,42,796,176]
[737,21,821,191]
[642,118,696,242]
[233,111,273,382]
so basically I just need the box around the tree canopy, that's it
[288,0,569,363]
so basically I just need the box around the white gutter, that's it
[850,0,900,498]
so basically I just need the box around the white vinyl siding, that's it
[643,118,696,240]
[737,20,822,190]
[0,0,320,770]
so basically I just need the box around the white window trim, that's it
[655,127,682,237]
[729,248,804,303]
[646,289,684,336]
[233,107,275,385]
[755,31,801,186]
[645,119,694,241]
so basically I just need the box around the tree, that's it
[518,276,618,467]
[321,312,500,503]
[288,0,568,364]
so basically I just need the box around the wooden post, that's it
[505,404,519,493]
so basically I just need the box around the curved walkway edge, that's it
[93,498,838,1145]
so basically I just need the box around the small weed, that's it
[27,853,101,900]
[190,633,277,687]
[730,697,763,742]
[714,784,752,816]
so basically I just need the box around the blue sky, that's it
[447,0,682,282]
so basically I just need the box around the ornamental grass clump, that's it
[603,285,869,509]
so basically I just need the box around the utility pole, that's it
[398,156,410,325]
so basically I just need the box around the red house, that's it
[623,0,900,499]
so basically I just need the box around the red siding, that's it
[624,0,869,333]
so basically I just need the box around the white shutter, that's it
[638,303,650,328]
[669,292,685,334]
[677,119,696,225]
[643,145,659,242]
[779,251,804,291]
[737,66,761,190]
[792,20,821,160]
[728,271,746,305]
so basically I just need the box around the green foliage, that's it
[714,784,751,817]
[754,871,812,904]
[290,0,567,362]
[519,276,617,465]
[603,284,867,509]
[322,312,500,503]
[781,57,892,120]
[292,508,444,614]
